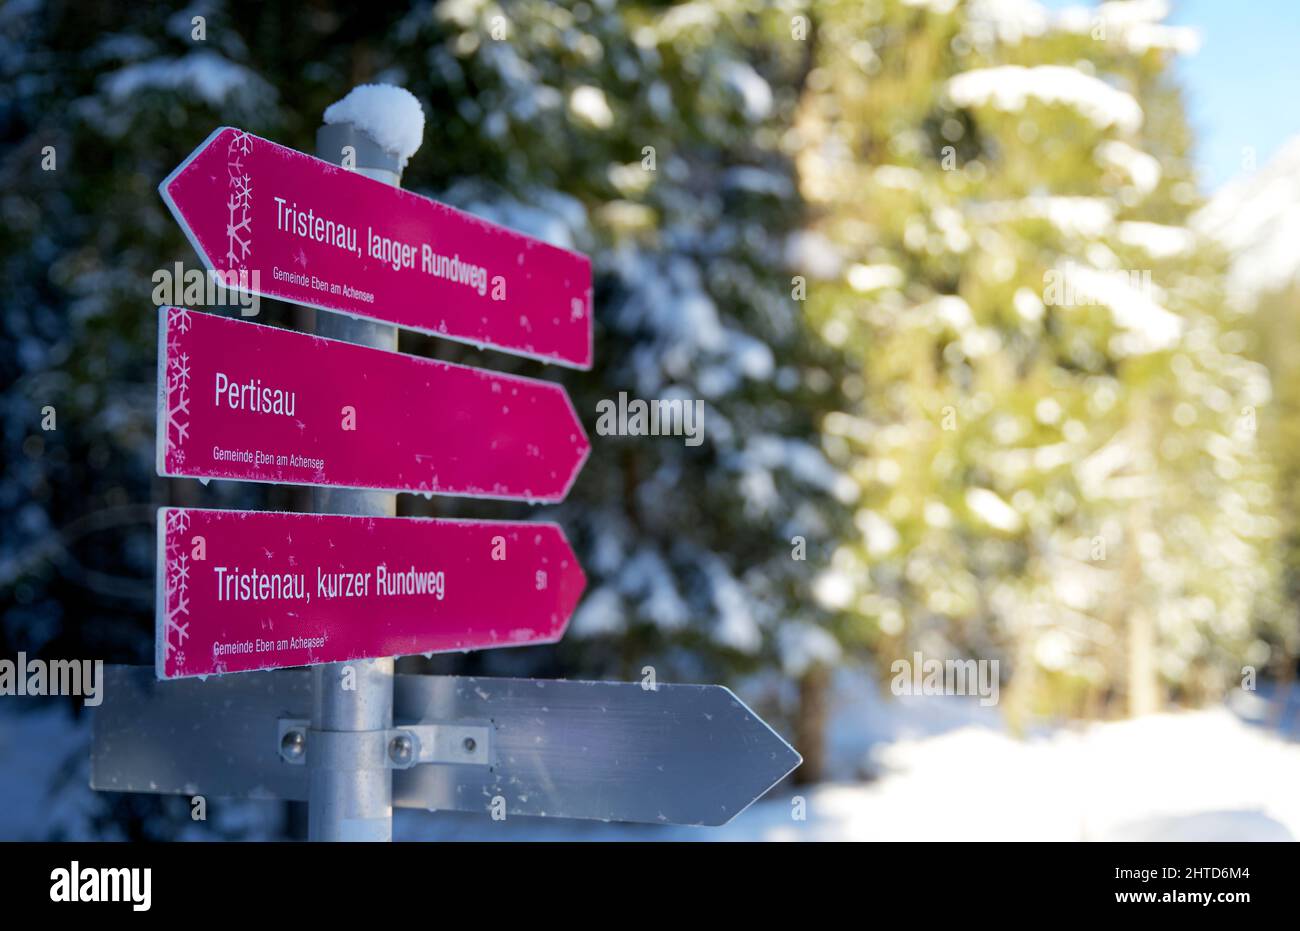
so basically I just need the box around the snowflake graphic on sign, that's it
[162,511,192,661]
[226,131,253,267]
[163,308,192,461]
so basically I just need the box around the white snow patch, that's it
[1014,286,1045,321]
[873,164,922,190]
[705,559,762,653]
[1066,265,1183,353]
[947,65,1143,133]
[394,672,1300,842]
[455,188,585,251]
[654,1,719,40]
[848,263,904,293]
[818,703,1300,841]
[568,85,614,129]
[323,84,425,166]
[856,510,901,557]
[617,548,689,631]
[974,195,1116,238]
[778,623,843,677]
[1196,133,1300,303]
[1116,221,1195,260]
[966,487,1022,532]
[1058,0,1201,55]
[729,332,775,380]
[722,166,791,197]
[966,0,1050,43]
[1096,140,1161,195]
[102,51,268,106]
[812,569,855,611]
[736,436,857,502]
[926,294,975,331]
[568,587,625,637]
[786,231,844,280]
[719,61,773,121]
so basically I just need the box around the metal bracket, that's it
[278,718,491,769]
[400,723,491,767]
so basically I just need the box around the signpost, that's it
[91,99,800,840]
[157,307,589,501]
[159,126,593,369]
[156,507,586,679]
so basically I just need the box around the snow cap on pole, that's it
[321,83,425,171]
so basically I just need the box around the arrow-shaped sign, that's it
[156,308,589,501]
[391,673,802,825]
[156,508,586,679]
[92,666,802,826]
[160,127,593,369]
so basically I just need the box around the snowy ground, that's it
[0,702,100,840]
[2,669,1297,841]
[395,670,1300,841]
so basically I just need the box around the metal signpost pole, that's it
[308,120,404,842]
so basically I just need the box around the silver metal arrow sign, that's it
[92,665,800,827]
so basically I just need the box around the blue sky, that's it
[1039,0,1300,191]
[1171,0,1300,190]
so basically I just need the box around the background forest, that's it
[3,0,1298,840]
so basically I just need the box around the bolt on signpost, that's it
[94,87,800,840]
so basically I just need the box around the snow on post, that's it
[323,83,426,166]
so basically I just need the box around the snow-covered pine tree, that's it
[381,4,856,733]
[797,0,1283,720]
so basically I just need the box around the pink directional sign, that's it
[157,307,588,501]
[156,508,586,679]
[160,127,593,369]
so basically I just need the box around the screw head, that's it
[389,734,414,765]
[462,737,477,753]
[281,729,305,761]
